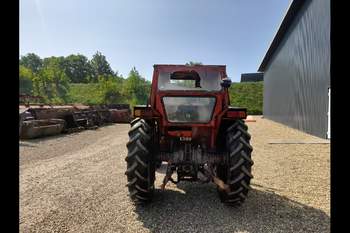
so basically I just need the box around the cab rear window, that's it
[158,70,222,91]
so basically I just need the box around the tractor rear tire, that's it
[130,117,140,127]
[217,119,254,206]
[125,118,155,204]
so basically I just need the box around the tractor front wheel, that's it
[125,118,155,204]
[217,120,254,206]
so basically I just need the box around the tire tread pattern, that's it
[125,118,155,204]
[218,119,254,206]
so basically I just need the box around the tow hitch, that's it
[160,163,230,193]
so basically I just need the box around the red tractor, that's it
[125,64,253,205]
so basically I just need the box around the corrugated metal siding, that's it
[263,0,330,138]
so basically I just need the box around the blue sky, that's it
[20,0,291,82]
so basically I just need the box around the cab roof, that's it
[153,65,227,75]
[154,64,226,68]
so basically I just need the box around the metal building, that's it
[241,73,264,82]
[258,0,330,139]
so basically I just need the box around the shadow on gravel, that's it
[19,124,121,144]
[20,132,81,143]
[134,184,329,233]
[19,142,37,147]
[20,127,103,144]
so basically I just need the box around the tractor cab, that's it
[155,67,227,123]
[151,65,231,124]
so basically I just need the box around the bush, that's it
[229,82,263,115]
[67,77,128,105]
[67,83,102,104]
[19,65,34,95]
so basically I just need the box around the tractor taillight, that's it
[168,130,192,138]
[226,111,246,118]
[133,106,152,118]
[134,109,141,117]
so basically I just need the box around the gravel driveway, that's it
[20,117,330,233]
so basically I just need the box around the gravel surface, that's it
[20,117,330,233]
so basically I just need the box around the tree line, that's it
[19,51,151,105]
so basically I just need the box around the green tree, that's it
[20,53,43,73]
[123,67,150,105]
[90,51,114,82]
[97,75,125,104]
[42,56,66,70]
[19,65,34,95]
[63,54,93,83]
[36,57,70,102]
